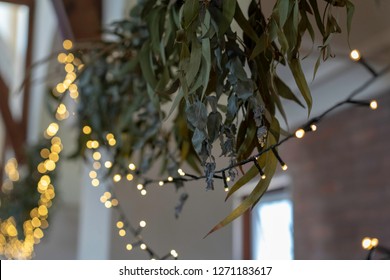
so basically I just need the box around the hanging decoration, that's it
[4,0,388,259]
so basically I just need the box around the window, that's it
[232,174,293,260]
[251,189,294,260]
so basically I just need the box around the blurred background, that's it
[0,0,390,260]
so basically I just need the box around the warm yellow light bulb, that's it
[310,124,317,132]
[282,164,288,171]
[371,238,379,248]
[116,221,124,229]
[128,163,136,170]
[362,237,372,250]
[137,184,144,190]
[46,123,59,137]
[159,181,164,186]
[370,100,378,110]
[83,126,92,135]
[92,151,101,161]
[261,174,266,180]
[91,178,100,187]
[168,176,173,182]
[224,187,229,192]
[126,244,133,251]
[170,249,178,258]
[141,189,147,196]
[126,174,134,181]
[140,243,147,250]
[104,161,113,168]
[295,129,305,139]
[350,49,361,61]
[113,174,122,182]
[139,221,146,228]
[119,229,126,237]
[63,39,73,50]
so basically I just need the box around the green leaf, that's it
[249,34,267,60]
[220,0,237,35]
[234,2,260,43]
[346,1,355,40]
[288,58,312,114]
[274,76,305,108]
[166,88,184,120]
[207,138,278,236]
[275,0,291,27]
[207,112,222,143]
[182,0,199,29]
[308,0,325,36]
[186,37,202,88]
[139,42,157,88]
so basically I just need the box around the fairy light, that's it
[295,128,305,139]
[158,181,164,186]
[46,123,59,137]
[137,184,144,190]
[82,126,92,135]
[89,171,97,179]
[254,157,266,179]
[171,249,178,258]
[350,49,361,61]
[178,169,185,176]
[111,199,119,207]
[139,221,147,228]
[126,174,134,181]
[272,148,288,171]
[128,163,136,170]
[126,244,133,251]
[113,174,122,182]
[116,221,124,229]
[141,189,147,196]
[310,124,317,132]
[91,179,100,187]
[140,243,147,250]
[93,162,101,170]
[362,237,379,250]
[370,100,378,110]
[119,229,126,237]
[168,176,173,182]
[104,161,113,168]
[92,152,101,161]
[104,201,112,208]
[62,39,73,50]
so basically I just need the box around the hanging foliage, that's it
[0,0,355,249]
[69,0,354,230]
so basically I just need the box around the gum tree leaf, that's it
[183,0,199,28]
[186,37,202,88]
[207,112,222,143]
[186,101,208,130]
[219,0,237,35]
[346,1,355,39]
[207,143,277,236]
[205,162,216,191]
[288,58,312,114]
[274,76,305,108]
[139,43,157,88]
[192,128,206,154]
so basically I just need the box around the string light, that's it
[295,128,305,139]
[253,157,266,179]
[139,221,146,228]
[128,163,136,170]
[310,124,317,132]
[272,148,288,171]
[362,237,379,250]
[82,126,92,135]
[158,181,164,186]
[170,249,178,259]
[104,161,113,168]
[137,184,144,190]
[113,174,122,182]
[370,100,378,110]
[350,49,361,61]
